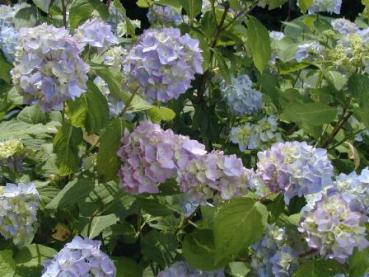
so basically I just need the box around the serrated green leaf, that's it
[213,198,268,261]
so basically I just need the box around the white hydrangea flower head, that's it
[11,23,90,111]
[0,183,40,246]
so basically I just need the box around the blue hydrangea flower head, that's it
[0,25,18,62]
[124,27,203,102]
[295,41,324,62]
[331,18,359,35]
[256,141,334,204]
[11,23,89,111]
[0,183,40,246]
[221,74,263,116]
[147,5,182,26]
[158,261,225,277]
[299,192,369,263]
[42,236,116,276]
[308,0,342,14]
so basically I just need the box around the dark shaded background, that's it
[122,0,365,30]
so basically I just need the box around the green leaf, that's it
[263,0,288,9]
[181,0,202,21]
[17,105,47,124]
[229,262,250,277]
[348,248,369,277]
[213,198,268,261]
[0,51,12,84]
[157,0,182,10]
[0,250,15,277]
[112,257,143,277]
[148,106,176,123]
[53,121,83,175]
[281,102,337,126]
[13,6,37,28]
[137,0,152,7]
[298,0,313,13]
[183,229,227,271]
[324,71,348,92]
[294,259,344,277]
[69,0,109,29]
[97,118,128,181]
[86,214,119,239]
[246,16,271,73]
[32,0,51,13]
[46,175,95,210]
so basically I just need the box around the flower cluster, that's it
[117,121,206,194]
[230,116,282,151]
[256,141,334,204]
[42,236,116,276]
[308,0,342,14]
[124,27,203,102]
[331,19,359,35]
[75,18,118,51]
[11,24,89,111]
[295,41,324,62]
[177,151,252,201]
[299,192,369,263]
[0,25,18,62]
[147,5,182,26]
[251,224,299,277]
[158,261,225,277]
[221,74,263,116]
[0,139,24,160]
[0,183,40,246]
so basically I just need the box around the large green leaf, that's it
[112,257,144,277]
[0,250,15,277]
[294,259,344,277]
[84,214,119,239]
[97,118,127,181]
[298,0,313,13]
[69,0,109,29]
[32,0,51,12]
[181,0,202,21]
[148,106,176,123]
[53,121,83,175]
[246,16,271,73]
[213,198,268,261]
[348,248,369,277]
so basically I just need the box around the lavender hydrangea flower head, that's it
[177,151,252,202]
[295,41,324,62]
[11,24,89,111]
[331,18,359,35]
[256,141,334,204]
[0,25,18,62]
[124,27,203,102]
[251,224,299,277]
[117,121,206,194]
[147,5,182,26]
[42,236,116,276]
[0,183,40,246]
[75,18,118,51]
[307,0,342,14]
[221,74,263,116]
[158,261,225,277]
[299,192,369,263]
[230,116,282,151]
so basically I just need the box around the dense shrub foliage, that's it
[0,0,368,276]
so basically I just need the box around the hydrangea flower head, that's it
[11,24,89,111]
[124,27,203,102]
[256,141,334,204]
[230,116,282,151]
[177,151,252,202]
[308,0,342,14]
[0,25,18,62]
[158,261,225,277]
[331,18,359,35]
[147,5,182,26]
[299,192,369,263]
[75,18,118,51]
[221,74,263,116]
[295,41,324,62]
[0,183,40,246]
[117,121,206,194]
[42,236,116,276]
[0,139,24,160]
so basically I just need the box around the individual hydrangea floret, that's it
[0,183,40,246]
[147,5,182,26]
[11,24,89,111]
[42,236,116,276]
[295,41,324,62]
[256,141,334,204]
[158,261,225,277]
[331,18,359,35]
[308,0,342,14]
[230,116,282,151]
[124,27,203,102]
[177,151,252,202]
[221,74,263,116]
[75,18,118,51]
[0,25,18,62]
[251,224,299,277]
[299,192,369,263]
[117,121,206,194]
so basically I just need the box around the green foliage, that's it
[69,0,109,29]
